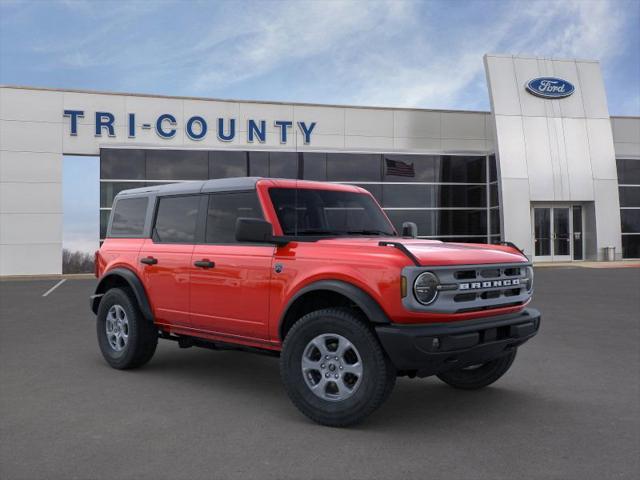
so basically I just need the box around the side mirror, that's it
[401,221,418,238]
[235,218,288,246]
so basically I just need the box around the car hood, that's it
[315,237,528,266]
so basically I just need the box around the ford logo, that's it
[526,77,575,99]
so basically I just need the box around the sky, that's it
[1,0,638,113]
[1,0,639,253]
[63,155,98,253]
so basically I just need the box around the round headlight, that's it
[414,271,440,305]
[525,266,534,293]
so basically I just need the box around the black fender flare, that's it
[91,268,154,322]
[280,280,391,338]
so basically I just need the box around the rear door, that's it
[189,191,274,341]
[139,194,203,327]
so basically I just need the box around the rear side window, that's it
[109,197,148,237]
[206,192,263,243]
[153,195,201,243]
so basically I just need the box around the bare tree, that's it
[62,248,95,274]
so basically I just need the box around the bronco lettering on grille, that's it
[459,279,520,290]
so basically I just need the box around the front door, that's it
[533,205,583,262]
[189,191,273,341]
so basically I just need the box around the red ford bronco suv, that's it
[92,177,540,426]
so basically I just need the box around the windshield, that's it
[269,188,396,237]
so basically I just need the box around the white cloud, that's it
[503,0,626,59]
[187,1,415,92]
[172,0,630,109]
[11,0,636,112]
[331,0,629,108]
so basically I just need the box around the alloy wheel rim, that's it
[301,333,363,402]
[106,304,129,352]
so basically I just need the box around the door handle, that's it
[140,256,158,265]
[194,260,215,269]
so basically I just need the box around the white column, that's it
[0,87,64,275]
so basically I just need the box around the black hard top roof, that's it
[116,177,262,198]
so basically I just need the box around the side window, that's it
[153,195,200,243]
[109,197,148,237]
[206,191,263,243]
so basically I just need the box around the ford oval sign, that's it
[526,77,575,99]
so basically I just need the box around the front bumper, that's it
[375,308,541,377]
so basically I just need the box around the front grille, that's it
[455,270,476,280]
[480,290,501,300]
[454,293,476,302]
[480,268,501,278]
[402,262,532,314]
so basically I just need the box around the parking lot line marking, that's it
[42,279,66,297]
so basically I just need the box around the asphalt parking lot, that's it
[1,267,639,480]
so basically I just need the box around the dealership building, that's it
[1,53,639,276]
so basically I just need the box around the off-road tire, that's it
[96,288,158,370]
[280,308,396,427]
[436,348,517,390]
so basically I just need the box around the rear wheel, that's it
[96,288,158,370]
[436,348,517,390]
[280,308,396,427]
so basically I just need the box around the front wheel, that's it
[436,348,517,390]
[280,308,396,427]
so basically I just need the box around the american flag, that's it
[385,158,415,177]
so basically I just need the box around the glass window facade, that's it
[248,151,269,177]
[100,149,502,243]
[301,152,327,181]
[619,186,640,207]
[210,150,247,178]
[488,155,500,243]
[147,150,208,180]
[385,210,487,236]
[327,153,381,181]
[621,236,640,259]
[617,158,640,258]
[100,149,145,180]
[621,210,640,233]
[617,158,640,185]
[268,152,298,178]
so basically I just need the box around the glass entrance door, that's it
[533,205,583,262]
[552,207,571,261]
[534,208,552,260]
